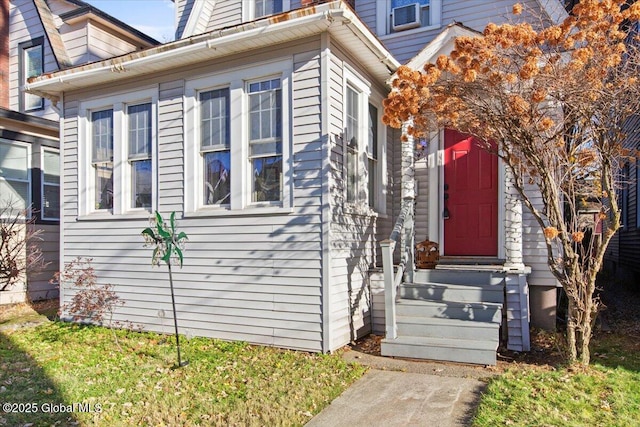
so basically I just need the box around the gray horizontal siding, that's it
[27,224,60,301]
[60,41,325,353]
[206,0,243,32]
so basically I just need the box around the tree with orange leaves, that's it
[384,0,640,365]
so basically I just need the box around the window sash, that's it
[251,155,282,203]
[94,162,113,211]
[203,151,231,205]
[92,109,114,163]
[128,103,152,159]
[23,42,44,111]
[131,159,152,209]
[201,88,230,150]
[346,86,360,203]
[0,142,30,212]
[41,150,60,219]
[255,0,283,18]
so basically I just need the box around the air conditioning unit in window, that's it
[392,3,421,31]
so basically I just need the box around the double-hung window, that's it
[377,0,442,36]
[249,78,282,203]
[41,149,60,220]
[0,141,30,214]
[128,103,153,210]
[80,89,157,217]
[19,37,44,112]
[184,59,291,214]
[346,86,360,203]
[200,88,231,206]
[91,109,114,211]
[367,104,379,208]
[344,69,386,212]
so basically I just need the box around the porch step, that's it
[381,335,498,366]
[396,316,500,342]
[400,282,503,304]
[396,298,502,323]
[414,269,505,286]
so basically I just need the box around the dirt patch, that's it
[0,299,58,332]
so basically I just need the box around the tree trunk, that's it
[566,297,578,363]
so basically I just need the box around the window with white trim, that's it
[367,103,379,208]
[79,89,157,216]
[41,149,60,220]
[343,70,386,212]
[346,86,360,203]
[91,109,114,211]
[377,0,442,36]
[128,103,153,210]
[184,60,292,214]
[249,78,282,203]
[200,88,231,206]
[19,37,44,112]
[255,0,282,18]
[0,140,31,215]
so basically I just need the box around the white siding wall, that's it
[326,43,389,349]
[61,22,90,64]
[8,0,59,120]
[60,40,327,353]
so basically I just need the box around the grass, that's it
[0,321,366,426]
[473,331,640,426]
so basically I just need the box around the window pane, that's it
[0,180,29,211]
[43,183,60,219]
[204,151,231,205]
[92,110,113,162]
[95,162,113,210]
[25,45,43,78]
[368,158,376,208]
[249,81,281,142]
[0,143,28,181]
[347,148,358,202]
[346,87,359,149]
[131,160,152,209]
[128,104,152,157]
[43,151,59,183]
[368,104,378,159]
[252,156,282,202]
[250,141,281,157]
[200,89,229,148]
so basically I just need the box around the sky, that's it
[85,0,175,43]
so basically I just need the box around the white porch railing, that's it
[380,198,414,340]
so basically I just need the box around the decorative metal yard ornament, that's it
[142,211,189,368]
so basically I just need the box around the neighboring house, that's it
[27,0,567,364]
[0,0,158,303]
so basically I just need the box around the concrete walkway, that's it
[306,348,495,427]
[305,370,484,427]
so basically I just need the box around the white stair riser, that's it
[381,341,497,365]
[397,302,502,323]
[415,270,505,286]
[396,321,499,341]
[400,285,503,303]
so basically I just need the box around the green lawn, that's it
[473,333,640,427]
[0,322,366,426]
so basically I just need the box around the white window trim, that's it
[78,87,158,218]
[368,91,387,215]
[242,0,291,22]
[41,147,60,221]
[184,58,293,216]
[376,0,442,38]
[343,67,372,210]
[0,139,32,218]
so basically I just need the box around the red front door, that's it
[443,129,498,256]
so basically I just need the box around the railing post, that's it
[380,239,397,340]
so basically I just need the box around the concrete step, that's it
[396,299,502,323]
[400,282,504,304]
[396,316,500,342]
[381,336,498,365]
[415,269,505,286]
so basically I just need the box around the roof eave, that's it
[27,2,398,99]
